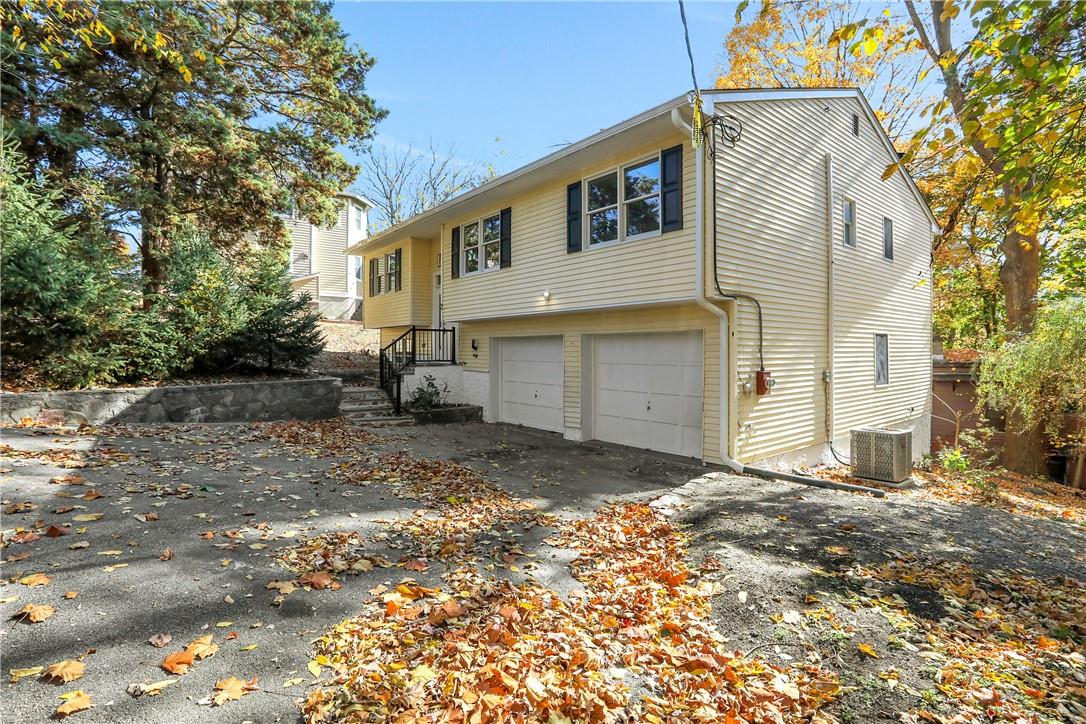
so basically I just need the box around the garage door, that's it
[593,332,703,458]
[499,336,564,433]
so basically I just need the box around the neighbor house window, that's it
[874,334,889,386]
[460,213,501,275]
[354,205,364,230]
[882,217,894,260]
[842,199,856,247]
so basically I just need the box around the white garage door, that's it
[593,332,703,458]
[499,336,564,433]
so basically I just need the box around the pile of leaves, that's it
[302,499,839,722]
[249,418,377,457]
[813,465,1086,525]
[0,443,131,469]
[336,453,556,560]
[847,551,1086,721]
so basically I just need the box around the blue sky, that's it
[333,2,739,175]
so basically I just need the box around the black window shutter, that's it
[661,144,683,233]
[451,227,460,279]
[394,248,402,290]
[499,207,512,268]
[368,258,377,296]
[566,181,582,253]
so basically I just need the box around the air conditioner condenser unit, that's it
[850,427,912,485]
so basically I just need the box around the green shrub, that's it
[976,297,1086,450]
[205,247,324,372]
[0,143,134,388]
[406,374,448,410]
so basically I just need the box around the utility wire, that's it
[678,0,699,92]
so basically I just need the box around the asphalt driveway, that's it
[2,420,1082,722]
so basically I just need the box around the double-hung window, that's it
[882,217,894,260]
[584,156,662,246]
[842,199,857,247]
[623,158,661,239]
[461,213,501,275]
[384,251,400,292]
[354,205,364,230]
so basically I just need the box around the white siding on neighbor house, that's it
[713,96,931,463]
[313,206,349,295]
[441,134,697,322]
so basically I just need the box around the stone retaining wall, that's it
[1,377,343,426]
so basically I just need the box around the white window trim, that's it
[581,152,664,250]
[458,210,503,277]
[882,216,894,261]
[384,251,398,293]
[874,333,890,387]
[842,197,857,248]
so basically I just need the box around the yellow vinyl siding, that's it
[441,135,696,321]
[411,240,436,327]
[457,303,722,464]
[713,96,931,463]
[380,326,412,347]
[363,239,411,329]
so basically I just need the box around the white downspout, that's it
[824,153,836,455]
[672,105,743,473]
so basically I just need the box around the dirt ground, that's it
[1,420,1083,722]
[313,321,380,370]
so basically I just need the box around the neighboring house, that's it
[347,88,938,469]
[286,192,373,320]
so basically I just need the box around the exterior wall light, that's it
[542,289,551,301]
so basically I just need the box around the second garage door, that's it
[593,332,703,458]
[499,336,564,433]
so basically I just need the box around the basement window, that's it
[874,334,889,386]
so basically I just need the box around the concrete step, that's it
[344,413,414,426]
[341,389,389,403]
[340,401,395,413]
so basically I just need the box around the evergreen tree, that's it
[1,0,385,301]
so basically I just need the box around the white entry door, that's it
[593,332,703,458]
[499,337,564,433]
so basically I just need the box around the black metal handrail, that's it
[378,326,456,413]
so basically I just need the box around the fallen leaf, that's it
[81,489,103,500]
[72,513,103,522]
[42,660,85,684]
[297,571,337,590]
[738,591,748,604]
[404,558,429,572]
[63,591,79,600]
[68,541,89,550]
[55,690,92,718]
[147,633,172,648]
[161,651,194,675]
[215,621,233,628]
[9,666,44,683]
[19,572,52,587]
[824,545,851,556]
[858,642,879,659]
[4,550,31,562]
[45,525,71,537]
[10,530,40,544]
[102,563,128,573]
[239,644,257,651]
[127,679,175,698]
[12,603,54,623]
[159,548,174,561]
[212,676,256,706]
[186,634,219,660]
[134,512,158,523]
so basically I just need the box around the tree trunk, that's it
[999,226,1046,474]
[139,223,165,309]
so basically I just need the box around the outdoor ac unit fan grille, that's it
[850,428,912,484]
